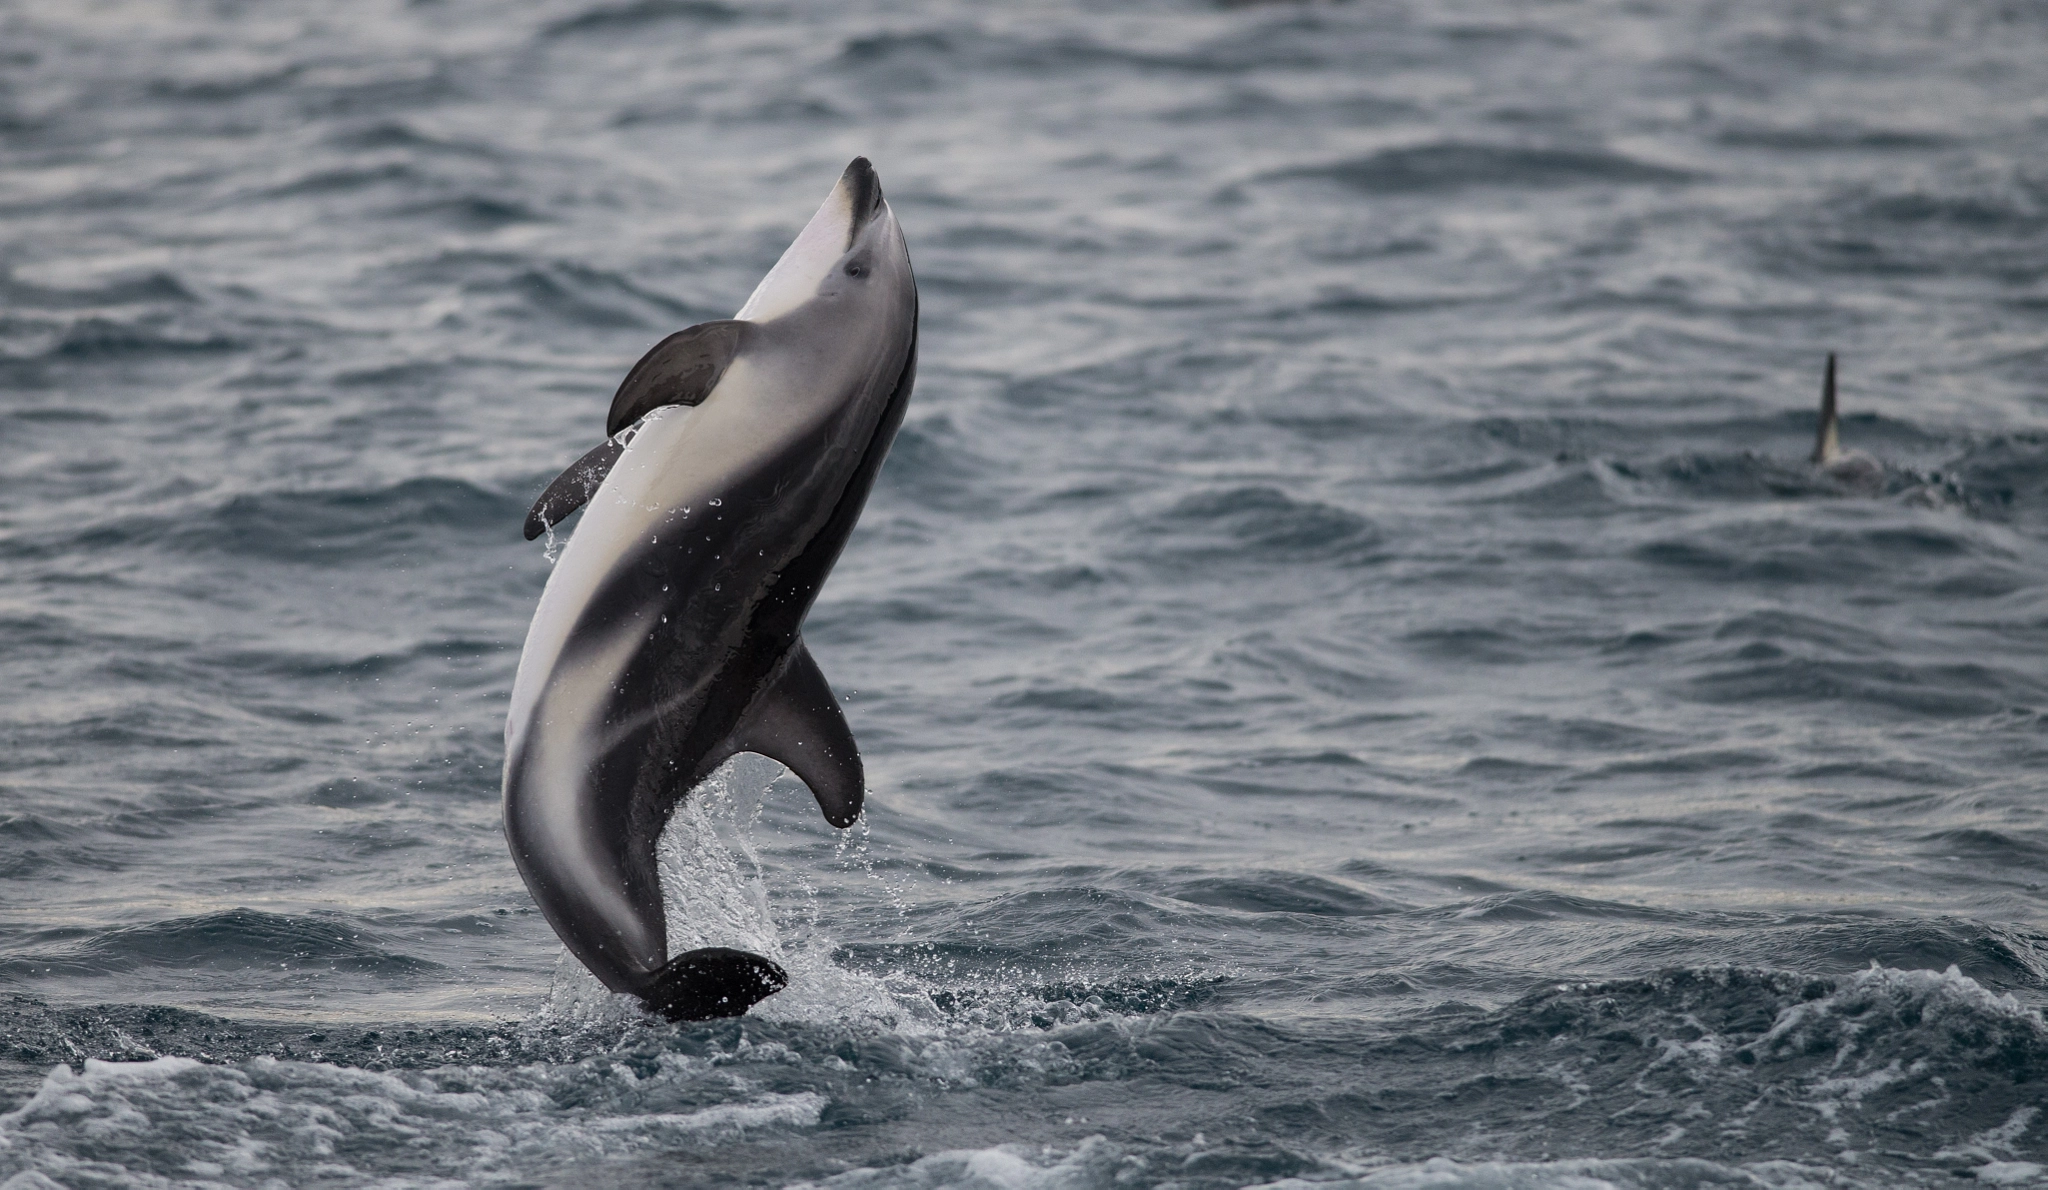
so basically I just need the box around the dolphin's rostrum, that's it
[504,158,916,1021]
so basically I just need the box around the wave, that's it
[838,30,955,66]
[259,160,424,200]
[395,193,545,230]
[0,1052,826,1186]
[197,477,523,560]
[793,1146,1846,1190]
[1158,870,1408,918]
[1628,511,2018,593]
[143,64,304,104]
[1684,654,2034,718]
[1139,485,1384,568]
[541,0,737,38]
[140,56,459,118]
[1378,415,1977,514]
[1716,120,1954,151]
[0,314,238,363]
[830,23,1336,80]
[1941,434,2048,525]
[323,119,507,161]
[1754,169,2048,281]
[0,269,198,310]
[871,416,1008,515]
[0,478,528,566]
[0,813,104,881]
[0,909,434,980]
[1263,143,1699,194]
[372,250,710,331]
[2,964,2041,1186]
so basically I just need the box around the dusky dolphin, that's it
[503,158,916,1021]
[1811,352,1882,489]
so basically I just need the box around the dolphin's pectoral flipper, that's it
[607,319,750,438]
[641,946,788,1022]
[524,436,627,541]
[727,640,865,828]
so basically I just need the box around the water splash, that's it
[539,755,937,1031]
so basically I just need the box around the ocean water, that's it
[2,0,2047,1186]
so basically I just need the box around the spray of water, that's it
[539,755,937,1031]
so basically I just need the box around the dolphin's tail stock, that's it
[1811,351,1840,465]
[643,947,788,1021]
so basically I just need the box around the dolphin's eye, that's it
[845,261,865,278]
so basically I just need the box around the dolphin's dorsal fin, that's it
[727,640,864,828]
[1812,351,1840,464]
[608,319,750,438]
[524,436,626,540]
[522,319,751,541]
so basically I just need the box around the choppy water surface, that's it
[3,1,2048,1186]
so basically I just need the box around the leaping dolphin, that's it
[503,158,917,1021]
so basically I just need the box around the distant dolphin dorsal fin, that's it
[727,639,864,828]
[1812,351,1840,464]
[607,319,750,438]
[524,435,626,540]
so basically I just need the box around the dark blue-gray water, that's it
[4,1,2048,1186]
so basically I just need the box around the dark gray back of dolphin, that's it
[503,158,917,1020]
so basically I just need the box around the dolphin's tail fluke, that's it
[641,947,788,1022]
[1812,352,1840,464]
